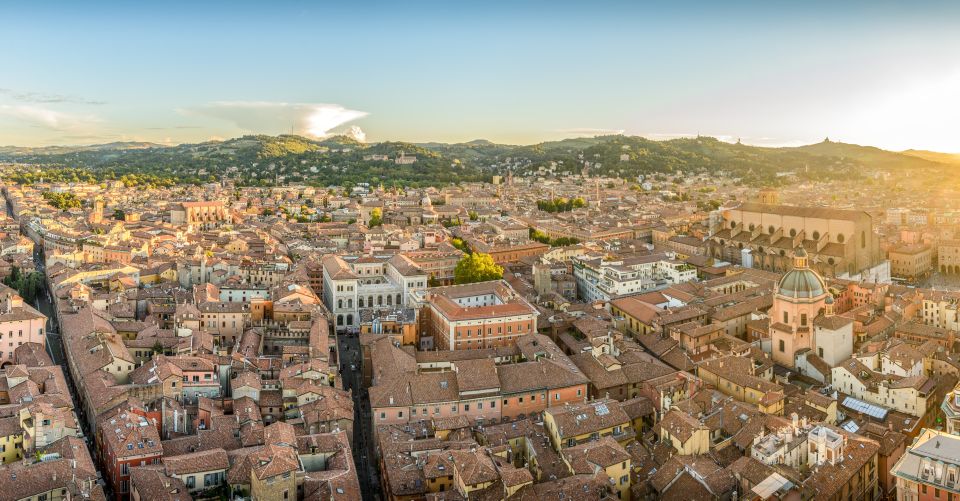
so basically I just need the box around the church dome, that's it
[777,269,826,299]
[777,247,827,299]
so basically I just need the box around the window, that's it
[121,463,129,475]
[800,313,807,326]
[779,339,785,352]
[783,311,788,323]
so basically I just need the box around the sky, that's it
[1,1,960,151]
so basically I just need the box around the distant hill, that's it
[901,149,960,166]
[785,139,943,171]
[0,141,166,156]
[0,134,953,188]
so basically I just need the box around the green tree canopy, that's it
[454,253,503,284]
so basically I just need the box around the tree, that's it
[113,209,125,220]
[468,211,478,221]
[3,267,43,303]
[450,237,471,254]
[454,253,503,284]
[368,208,383,227]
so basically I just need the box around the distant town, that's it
[1,136,960,501]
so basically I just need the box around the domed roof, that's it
[777,268,826,299]
[777,247,827,299]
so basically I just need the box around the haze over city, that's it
[5,3,960,501]
[2,0,960,151]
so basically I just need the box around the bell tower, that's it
[88,196,104,225]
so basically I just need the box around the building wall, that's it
[0,315,45,364]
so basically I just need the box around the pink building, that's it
[0,290,47,366]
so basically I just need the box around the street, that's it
[337,331,382,500]
[5,195,102,486]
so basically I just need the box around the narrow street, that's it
[5,193,98,473]
[338,332,382,501]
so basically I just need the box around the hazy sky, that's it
[2,1,960,151]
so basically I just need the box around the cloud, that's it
[0,88,105,105]
[556,127,625,137]
[343,125,366,142]
[0,104,101,131]
[180,101,368,138]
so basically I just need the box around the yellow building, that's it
[561,437,631,500]
[657,408,710,456]
[889,243,932,280]
[696,356,784,415]
[543,399,633,451]
[0,424,23,464]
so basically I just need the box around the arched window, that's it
[386,295,393,306]
[828,257,835,265]
[779,250,785,257]
[730,221,736,229]
[377,295,383,306]
[789,228,796,237]
[396,294,402,305]
[337,315,343,326]
[838,233,845,243]
[346,314,353,325]
[749,223,755,231]
[812,230,820,240]
[768,225,775,234]
[359,297,364,308]
[347,299,353,308]
[337,299,343,309]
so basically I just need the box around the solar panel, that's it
[841,396,889,420]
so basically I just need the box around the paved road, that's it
[338,331,382,500]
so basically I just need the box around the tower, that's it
[88,196,104,225]
[757,188,779,205]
